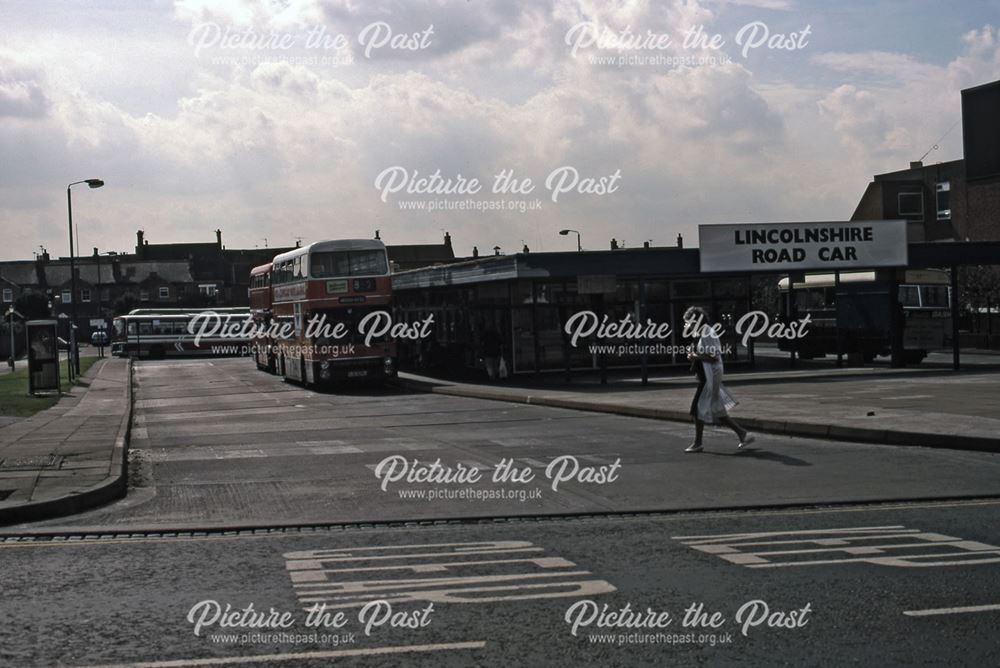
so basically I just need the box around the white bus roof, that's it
[123,308,249,318]
[272,239,386,264]
[778,269,949,290]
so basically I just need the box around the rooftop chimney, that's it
[215,229,222,247]
[676,233,684,248]
[910,161,923,170]
[374,229,381,240]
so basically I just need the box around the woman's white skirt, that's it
[697,360,737,424]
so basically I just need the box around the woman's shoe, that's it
[685,443,703,453]
[738,433,756,449]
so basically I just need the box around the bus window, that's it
[311,251,388,278]
[898,285,920,307]
[139,322,152,336]
[922,285,950,308]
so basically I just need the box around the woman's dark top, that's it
[689,358,706,417]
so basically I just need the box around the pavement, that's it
[0,356,131,525]
[397,364,1000,452]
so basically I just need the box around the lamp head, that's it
[85,179,104,188]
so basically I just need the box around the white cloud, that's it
[1,3,999,261]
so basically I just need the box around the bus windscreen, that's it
[310,250,387,278]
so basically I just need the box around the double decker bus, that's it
[270,239,396,385]
[111,308,251,358]
[777,269,951,363]
[248,262,275,372]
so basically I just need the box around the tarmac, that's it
[0,354,996,526]
[0,356,131,525]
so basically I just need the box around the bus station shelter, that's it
[391,224,1000,381]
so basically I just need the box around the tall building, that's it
[851,79,1000,242]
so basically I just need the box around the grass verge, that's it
[0,356,100,418]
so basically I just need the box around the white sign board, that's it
[698,221,908,273]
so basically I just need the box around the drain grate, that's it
[0,455,63,471]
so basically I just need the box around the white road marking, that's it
[284,540,616,608]
[75,640,487,667]
[675,525,1000,569]
[903,603,1000,617]
[673,525,910,542]
[291,556,577,582]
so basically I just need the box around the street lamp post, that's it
[67,178,104,374]
[559,229,582,252]
[5,307,22,370]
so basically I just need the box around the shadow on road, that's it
[703,447,813,467]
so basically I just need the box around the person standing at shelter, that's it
[683,306,755,453]
[480,325,503,381]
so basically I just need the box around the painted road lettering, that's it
[673,525,1000,568]
[285,540,616,609]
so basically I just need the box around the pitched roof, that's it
[118,261,194,284]
[0,262,41,287]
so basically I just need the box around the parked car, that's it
[91,330,109,346]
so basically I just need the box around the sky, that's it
[1,0,999,260]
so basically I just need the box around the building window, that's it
[898,191,923,218]
[81,288,91,303]
[936,182,951,220]
[139,289,149,301]
[61,289,72,304]
[199,284,218,297]
[2,288,11,303]
[159,286,170,299]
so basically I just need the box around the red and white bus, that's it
[269,239,397,385]
[248,262,275,372]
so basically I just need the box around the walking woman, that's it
[683,306,755,453]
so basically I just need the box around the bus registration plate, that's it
[348,370,368,378]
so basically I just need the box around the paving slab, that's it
[0,357,132,524]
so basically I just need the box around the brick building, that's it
[851,79,1000,242]
[1,230,459,340]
